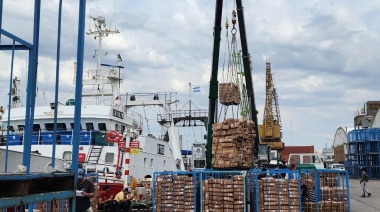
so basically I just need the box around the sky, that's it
[1,0,380,153]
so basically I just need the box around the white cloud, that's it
[1,0,380,152]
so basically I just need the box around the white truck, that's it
[288,153,325,169]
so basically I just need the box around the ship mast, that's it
[77,16,124,106]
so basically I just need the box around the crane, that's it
[258,59,285,159]
[206,0,260,168]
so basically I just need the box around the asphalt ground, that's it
[349,179,380,212]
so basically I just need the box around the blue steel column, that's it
[0,0,2,45]
[52,0,63,167]
[71,0,86,211]
[4,40,15,172]
[23,0,41,172]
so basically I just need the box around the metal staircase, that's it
[86,146,103,172]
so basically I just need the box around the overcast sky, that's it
[1,0,380,153]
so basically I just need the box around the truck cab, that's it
[288,153,324,169]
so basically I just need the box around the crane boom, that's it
[259,59,284,157]
[206,0,224,169]
[235,0,260,158]
[206,0,260,168]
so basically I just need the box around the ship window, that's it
[63,151,72,160]
[157,144,165,155]
[98,123,107,131]
[70,123,82,130]
[144,158,147,167]
[7,125,15,132]
[105,152,114,164]
[115,124,119,132]
[163,160,166,170]
[45,123,67,131]
[17,125,25,132]
[33,124,41,131]
[289,155,300,165]
[86,123,94,131]
[150,159,153,168]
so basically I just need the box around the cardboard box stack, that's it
[257,177,300,212]
[301,172,349,212]
[36,200,69,212]
[202,175,245,212]
[154,175,195,212]
[211,118,255,169]
[219,82,240,105]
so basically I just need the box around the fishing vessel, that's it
[0,16,186,184]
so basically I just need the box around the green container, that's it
[94,132,109,146]
[66,99,75,106]
[291,164,316,170]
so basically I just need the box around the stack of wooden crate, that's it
[258,177,300,212]
[219,82,240,105]
[202,176,245,212]
[301,172,349,212]
[154,175,195,212]
[212,118,256,169]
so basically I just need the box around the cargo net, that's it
[247,170,301,212]
[153,173,197,212]
[211,118,256,169]
[300,170,350,212]
[201,172,245,212]
[219,10,250,120]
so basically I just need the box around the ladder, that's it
[87,146,103,168]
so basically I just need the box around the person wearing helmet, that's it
[360,167,371,197]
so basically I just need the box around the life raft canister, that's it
[106,130,123,143]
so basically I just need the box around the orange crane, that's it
[258,59,285,159]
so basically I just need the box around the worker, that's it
[301,184,316,202]
[285,164,298,180]
[76,168,95,212]
[98,185,116,211]
[360,167,371,197]
[114,187,133,212]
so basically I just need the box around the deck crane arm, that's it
[206,0,260,168]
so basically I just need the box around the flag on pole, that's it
[192,86,201,93]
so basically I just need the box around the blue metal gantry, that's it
[346,128,380,179]
[0,0,87,211]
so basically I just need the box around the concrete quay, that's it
[350,179,380,212]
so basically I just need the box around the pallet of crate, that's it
[211,118,255,169]
[202,175,245,212]
[219,82,240,105]
[258,177,300,212]
[154,175,195,212]
[300,171,349,212]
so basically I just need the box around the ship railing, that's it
[79,67,126,81]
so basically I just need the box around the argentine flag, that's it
[192,86,201,93]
